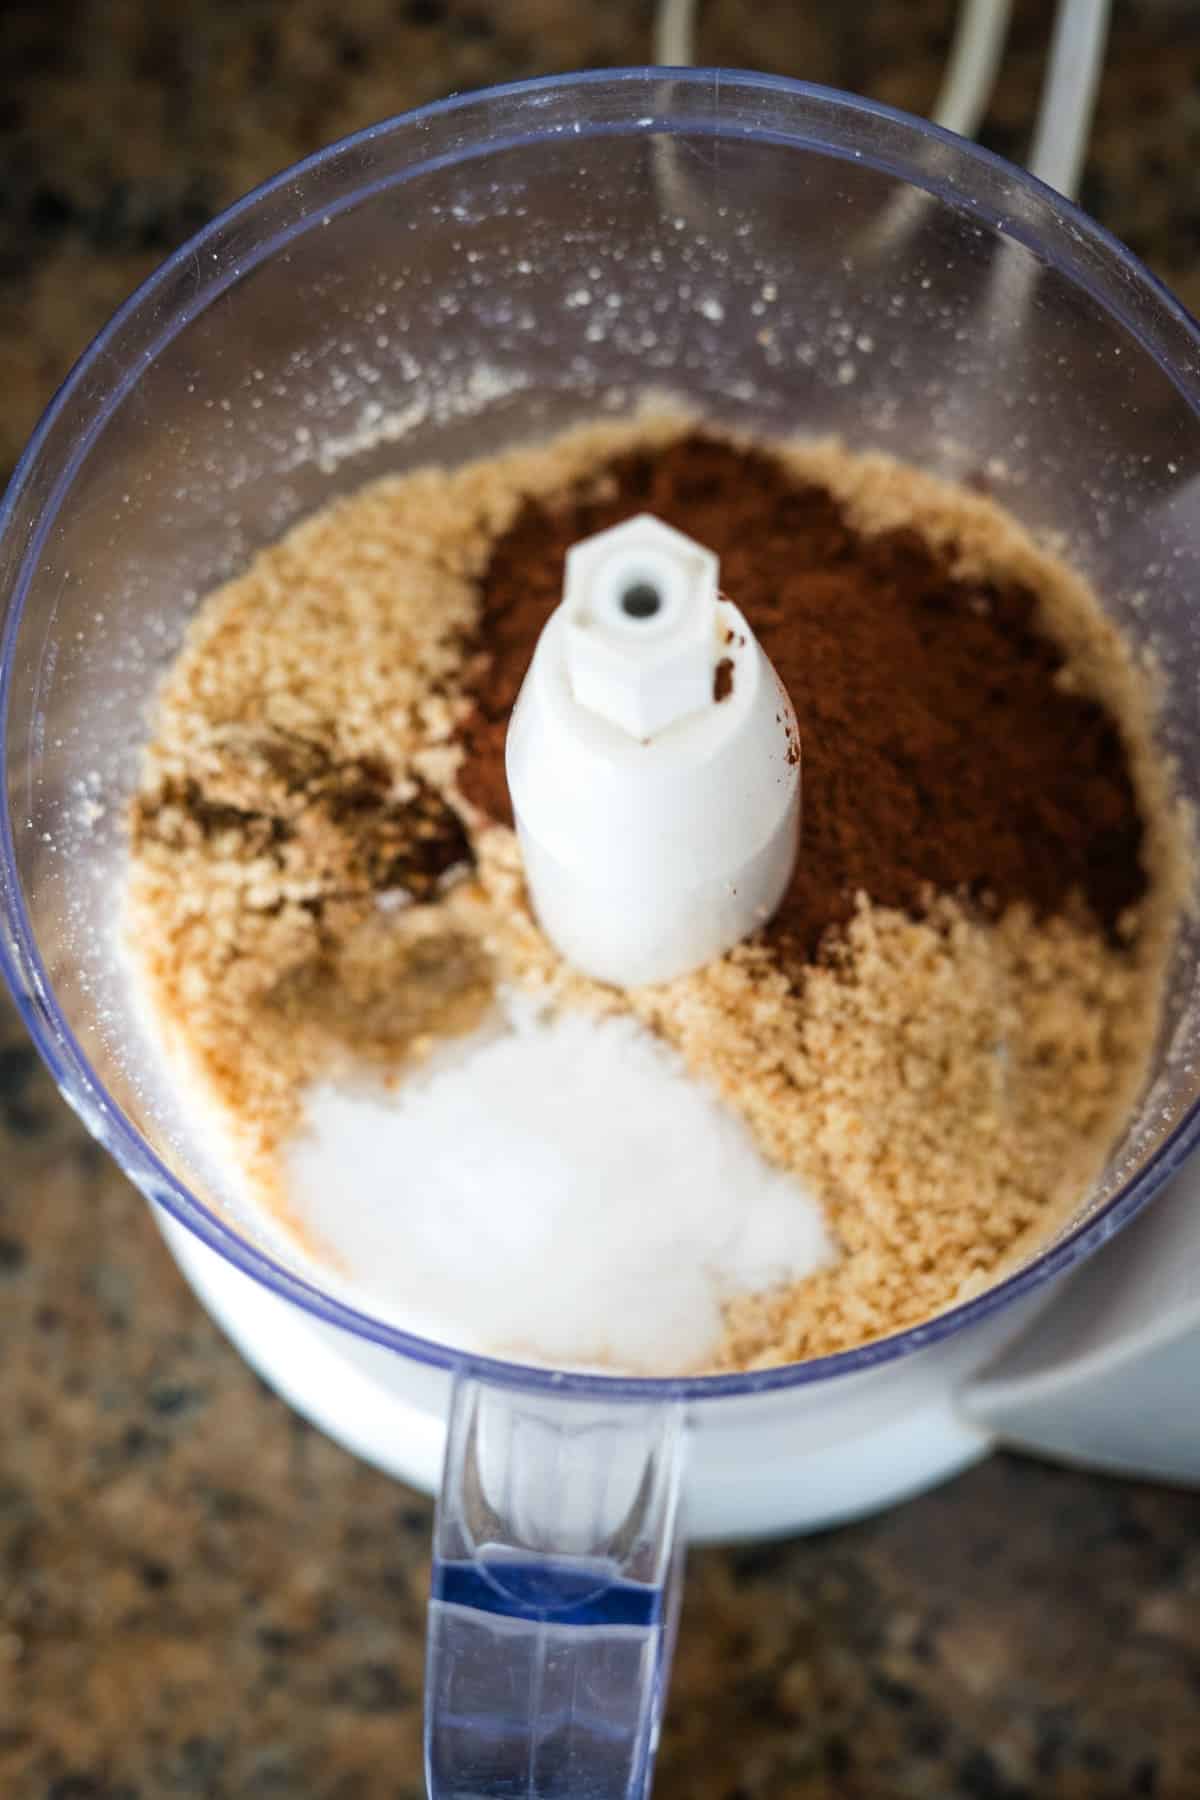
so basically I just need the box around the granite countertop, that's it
[4,1,1200,1795]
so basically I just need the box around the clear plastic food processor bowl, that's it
[4,71,1200,1798]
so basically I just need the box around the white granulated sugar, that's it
[284,995,834,1373]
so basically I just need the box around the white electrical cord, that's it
[651,0,1108,202]
[1027,0,1111,199]
[653,0,696,67]
[932,0,1013,138]
[653,0,1012,144]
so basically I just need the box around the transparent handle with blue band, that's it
[426,1376,688,1798]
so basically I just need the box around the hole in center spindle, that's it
[620,581,663,620]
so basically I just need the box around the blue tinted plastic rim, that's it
[3,67,1200,1402]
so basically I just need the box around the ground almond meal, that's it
[126,414,1185,1372]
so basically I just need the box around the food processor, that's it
[4,68,1200,1800]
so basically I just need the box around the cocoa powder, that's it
[456,433,1146,959]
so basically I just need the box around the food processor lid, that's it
[963,1154,1200,1483]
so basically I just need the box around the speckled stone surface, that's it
[3,2,1200,1795]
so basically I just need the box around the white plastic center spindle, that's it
[506,512,801,987]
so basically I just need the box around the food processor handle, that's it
[424,1375,687,1798]
[962,1156,1200,1483]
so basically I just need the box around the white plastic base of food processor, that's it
[155,1209,1004,1541]
[159,1139,1200,1532]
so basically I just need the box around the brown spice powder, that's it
[457,433,1146,957]
[125,413,1182,1372]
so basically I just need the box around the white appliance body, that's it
[156,1145,1200,1542]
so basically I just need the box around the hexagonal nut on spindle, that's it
[561,513,720,739]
